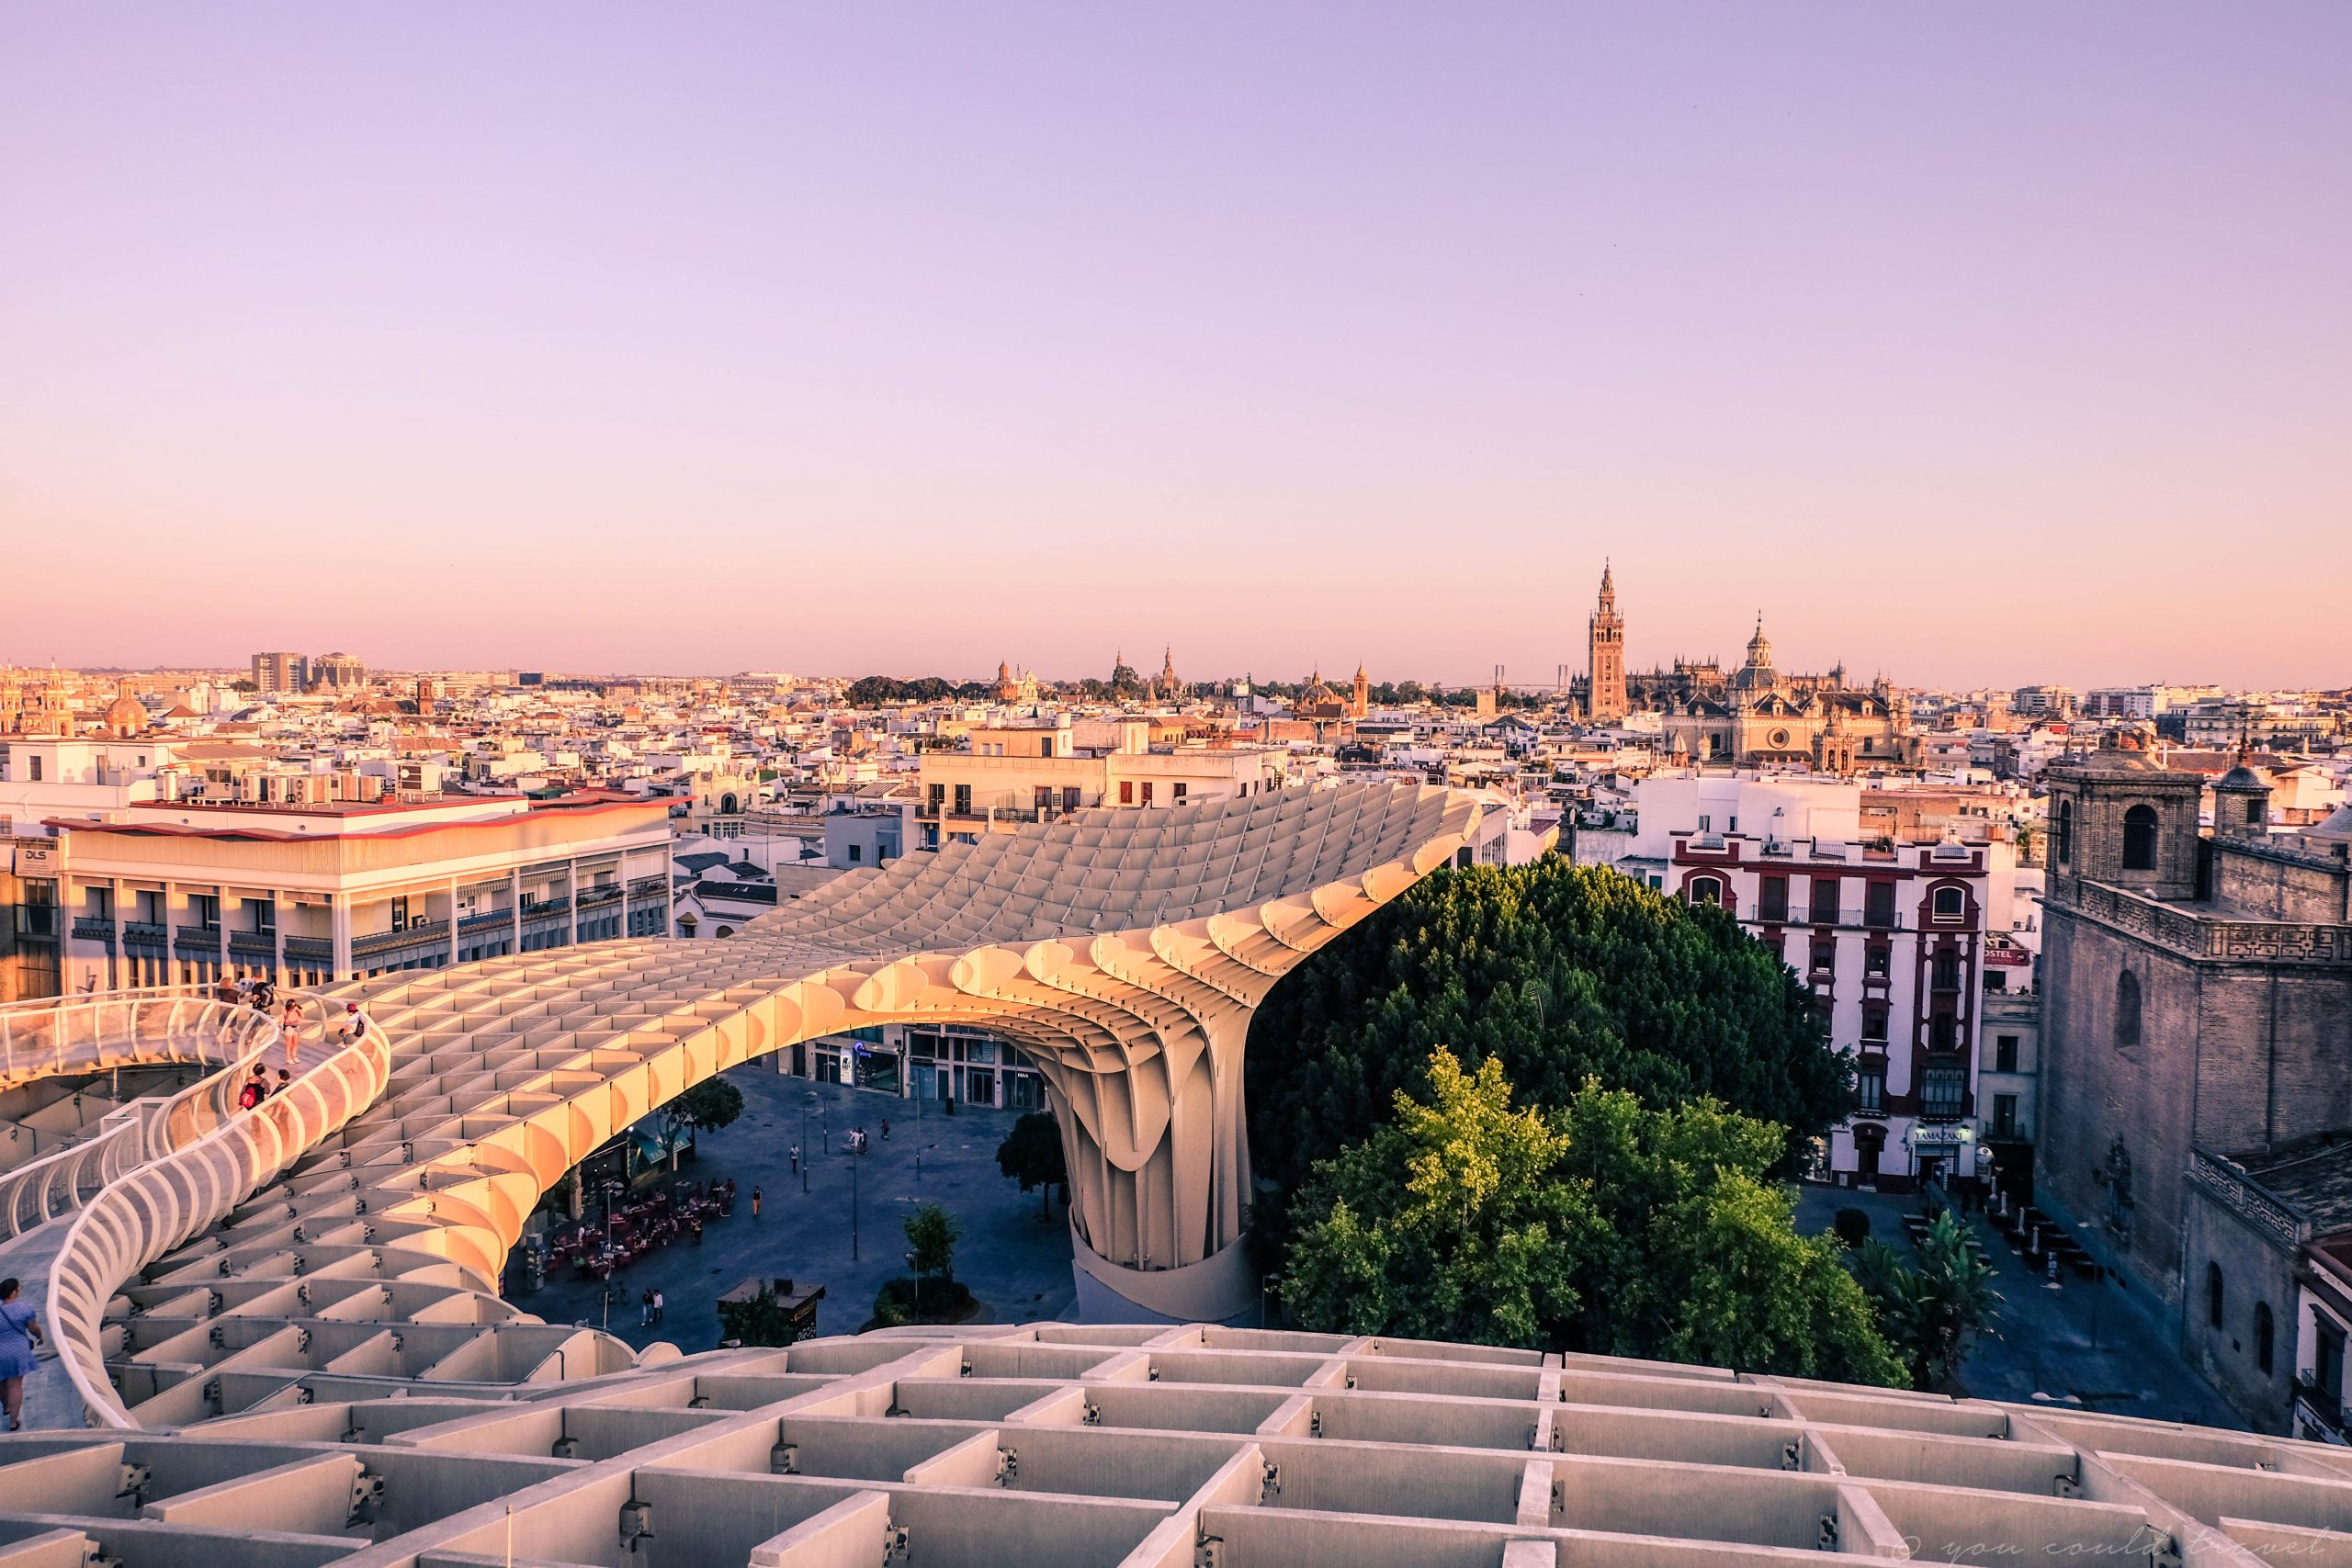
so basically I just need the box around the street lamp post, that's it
[851,1143,861,1262]
[800,1090,815,1194]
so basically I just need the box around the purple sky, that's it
[4,5,2346,689]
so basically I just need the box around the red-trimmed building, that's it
[1615,773,2019,1192]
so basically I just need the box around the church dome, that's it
[104,694,146,735]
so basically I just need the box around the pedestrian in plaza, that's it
[880,1120,889,1140]
[0,1278,44,1432]
[788,1145,799,1174]
[639,1288,652,1327]
[281,998,304,1066]
[651,1289,664,1325]
[752,1186,762,1218]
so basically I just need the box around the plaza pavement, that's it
[522,1065,1079,1353]
[1797,1182,2242,1429]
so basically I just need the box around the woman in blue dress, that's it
[0,1277,43,1430]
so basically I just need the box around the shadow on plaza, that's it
[518,1066,1078,1352]
[1798,1183,2243,1429]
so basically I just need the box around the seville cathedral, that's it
[1573,566,1915,772]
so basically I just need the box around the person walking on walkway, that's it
[0,1278,45,1431]
[752,1186,762,1218]
[281,998,304,1066]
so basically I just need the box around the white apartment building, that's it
[914,721,1283,849]
[45,791,673,991]
[1617,773,2016,1192]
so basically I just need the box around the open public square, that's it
[522,1066,1078,1351]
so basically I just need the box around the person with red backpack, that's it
[237,1067,266,1111]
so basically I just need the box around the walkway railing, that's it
[0,1110,142,1242]
[0,987,257,1088]
[46,1010,390,1427]
[0,987,287,1245]
[0,985,393,1427]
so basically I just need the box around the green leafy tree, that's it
[657,1077,744,1165]
[1281,1050,1905,1386]
[717,1282,809,1348]
[1851,1214,2003,1390]
[996,1111,1069,1218]
[1247,860,1849,1257]
[904,1202,961,1307]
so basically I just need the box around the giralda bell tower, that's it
[1587,561,1627,724]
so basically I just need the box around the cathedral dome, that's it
[104,693,147,736]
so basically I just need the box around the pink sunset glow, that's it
[2,5,2346,688]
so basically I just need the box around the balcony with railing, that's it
[171,924,221,955]
[123,920,165,948]
[70,917,114,946]
[2295,1375,2346,1439]
[351,920,453,960]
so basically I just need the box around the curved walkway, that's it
[35,781,1479,1428]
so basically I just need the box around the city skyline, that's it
[6,6,2348,687]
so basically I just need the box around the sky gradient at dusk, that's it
[3,4,2346,689]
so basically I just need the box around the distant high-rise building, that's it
[250,651,305,694]
[309,652,366,691]
[2013,684,2078,719]
[1587,561,1627,724]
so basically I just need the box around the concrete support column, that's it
[272,892,287,987]
[567,858,580,948]
[330,896,352,982]
[162,879,177,984]
[509,870,522,955]
[216,883,230,977]
[447,875,460,967]
[109,878,125,990]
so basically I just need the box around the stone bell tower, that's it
[1587,562,1626,725]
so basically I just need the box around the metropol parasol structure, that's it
[2,780,2348,1567]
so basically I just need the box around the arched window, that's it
[2256,1302,2275,1373]
[2055,799,2073,865]
[2115,971,2142,1050]
[1687,875,1723,908]
[2122,804,2159,871]
[2207,1262,2225,1328]
[1931,886,1965,921]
